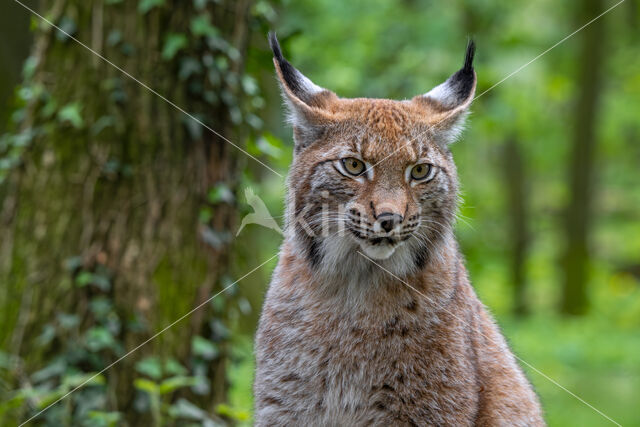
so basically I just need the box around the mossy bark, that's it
[1,0,257,421]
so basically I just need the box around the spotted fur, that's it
[255,34,544,426]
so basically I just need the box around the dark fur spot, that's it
[413,245,430,270]
[383,316,400,337]
[405,299,417,311]
[264,396,284,407]
[307,237,321,267]
[281,373,300,382]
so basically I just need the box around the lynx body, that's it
[254,33,544,426]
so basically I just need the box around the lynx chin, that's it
[254,33,544,426]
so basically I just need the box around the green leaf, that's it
[63,372,106,388]
[191,336,218,360]
[198,207,213,224]
[87,411,121,427]
[190,15,219,38]
[57,313,79,330]
[106,30,122,47]
[162,33,188,60]
[55,16,77,41]
[159,376,199,394]
[164,358,188,376]
[75,271,111,291]
[134,378,159,395]
[76,271,93,286]
[31,359,65,383]
[193,0,209,11]
[90,297,113,318]
[35,324,56,347]
[57,102,84,129]
[168,398,206,420]
[207,183,234,204]
[63,255,83,272]
[138,0,165,14]
[136,356,163,380]
[215,403,250,421]
[178,57,202,80]
[85,327,116,352]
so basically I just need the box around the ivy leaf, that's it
[138,0,165,14]
[198,207,213,224]
[90,297,113,318]
[85,327,116,352]
[216,403,250,421]
[75,271,111,291]
[31,359,65,383]
[57,313,80,330]
[167,38,188,58]
[207,183,234,204]
[199,226,231,250]
[87,411,121,427]
[134,378,159,395]
[135,356,163,380]
[35,324,56,347]
[162,33,188,60]
[168,398,207,420]
[106,30,122,47]
[55,16,77,41]
[164,358,188,376]
[191,336,218,360]
[57,102,84,129]
[159,376,199,394]
[190,15,219,38]
[178,57,202,80]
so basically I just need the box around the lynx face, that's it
[270,33,476,278]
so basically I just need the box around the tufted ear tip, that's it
[411,39,478,147]
[463,39,475,73]
[267,32,337,149]
[268,32,282,60]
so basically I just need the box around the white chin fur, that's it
[360,242,397,260]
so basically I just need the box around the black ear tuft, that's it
[463,39,475,73]
[444,39,476,105]
[267,31,311,102]
[268,31,283,61]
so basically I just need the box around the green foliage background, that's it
[1,0,639,425]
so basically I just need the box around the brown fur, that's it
[254,35,544,426]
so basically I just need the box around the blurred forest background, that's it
[1,0,639,425]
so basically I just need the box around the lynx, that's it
[254,33,544,426]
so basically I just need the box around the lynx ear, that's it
[413,40,477,146]
[269,32,337,148]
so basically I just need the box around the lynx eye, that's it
[342,157,365,176]
[410,163,433,180]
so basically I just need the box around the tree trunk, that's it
[503,138,529,316]
[0,0,262,423]
[560,0,606,315]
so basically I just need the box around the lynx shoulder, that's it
[254,33,544,426]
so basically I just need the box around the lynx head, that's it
[270,33,476,280]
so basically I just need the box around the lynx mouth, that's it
[359,236,400,260]
[346,226,401,259]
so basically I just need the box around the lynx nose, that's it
[377,212,403,233]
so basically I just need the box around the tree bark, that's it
[1,0,260,422]
[560,0,606,315]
